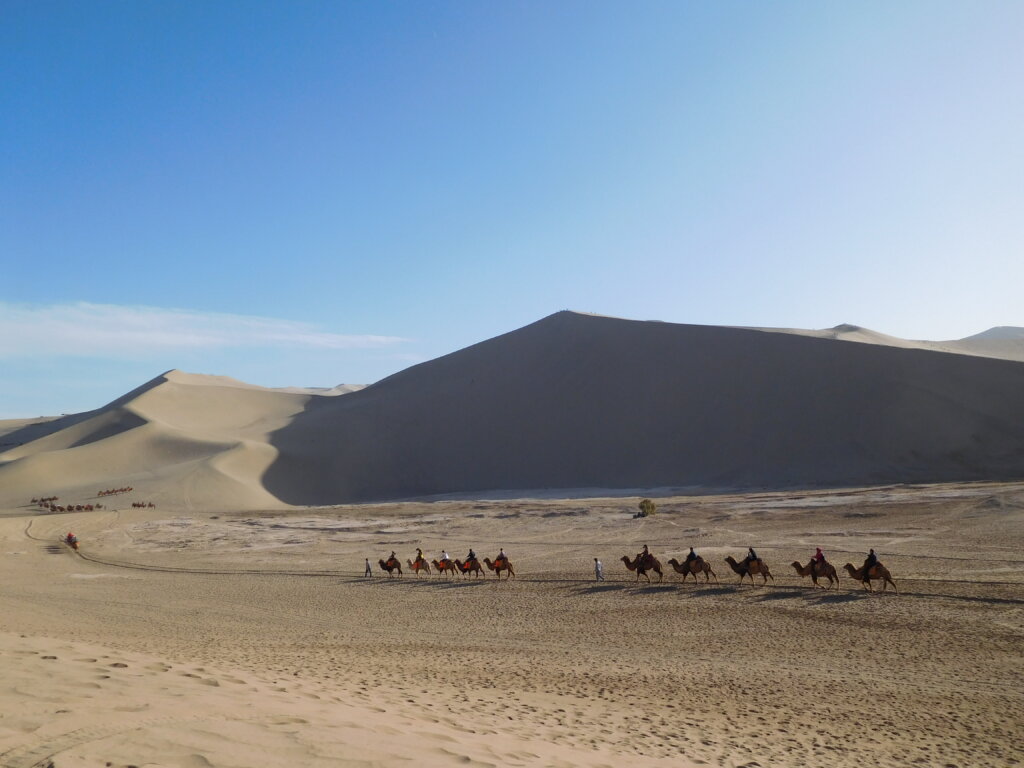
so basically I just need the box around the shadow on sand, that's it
[574,583,631,594]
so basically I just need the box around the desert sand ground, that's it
[1,482,1022,768]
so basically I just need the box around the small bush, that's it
[637,498,656,517]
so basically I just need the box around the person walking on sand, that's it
[364,558,372,577]
[594,557,605,581]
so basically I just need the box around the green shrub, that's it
[637,498,656,517]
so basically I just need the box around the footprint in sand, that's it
[416,731,457,743]
[41,655,57,660]
[109,662,128,668]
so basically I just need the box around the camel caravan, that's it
[98,487,133,497]
[30,485,132,513]
[376,548,515,580]
[621,545,895,594]
[370,543,895,592]
[32,496,103,513]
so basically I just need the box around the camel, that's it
[454,558,484,578]
[378,558,402,577]
[483,556,515,579]
[790,560,840,589]
[667,556,718,584]
[621,553,663,583]
[431,559,459,577]
[724,555,775,585]
[843,563,898,593]
[406,558,431,576]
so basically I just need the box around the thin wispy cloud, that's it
[0,302,407,359]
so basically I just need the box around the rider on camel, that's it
[498,548,507,564]
[633,544,652,569]
[744,547,758,568]
[415,547,424,564]
[684,546,698,565]
[812,547,825,573]
[861,548,878,582]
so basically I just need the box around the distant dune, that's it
[2,311,1024,509]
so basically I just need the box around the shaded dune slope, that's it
[3,312,1023,510]
[263,312,1024,504]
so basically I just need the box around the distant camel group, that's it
[98,487,133,497]
[622,552,896,593]
[35,499,103,513]
[131,502,157,508]
[377,553,515,580]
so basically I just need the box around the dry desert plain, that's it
[1,482,1022,768]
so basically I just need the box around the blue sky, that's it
[2,1,1022,417]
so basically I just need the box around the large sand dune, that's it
[2,311,1024,510]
